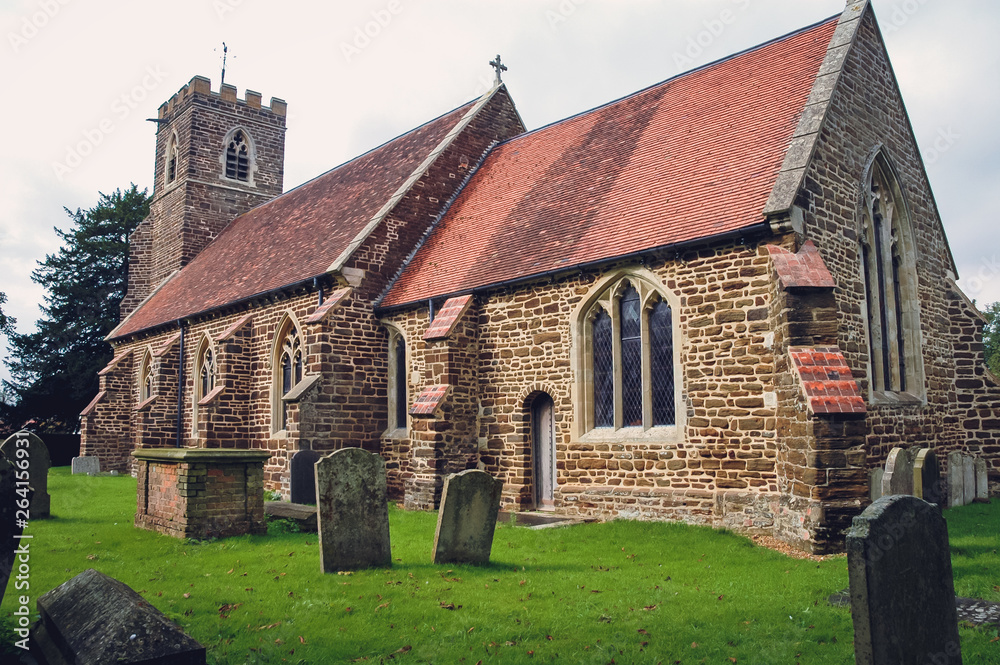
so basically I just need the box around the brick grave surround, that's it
[133,449,270,539]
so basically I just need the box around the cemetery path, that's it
[828,590,1000,627]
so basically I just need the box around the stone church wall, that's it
[797,9,1000,487]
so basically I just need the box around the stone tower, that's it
[121,75,287,318]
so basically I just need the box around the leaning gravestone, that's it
[316,448,391,572]
[947,451,965,508]
[847,495,962,664]
[963,456,976,506]
[880,447,912,497]
[29,568,205,664]
[0,455,31,608]
[913,448,943,505]
[290,449,322,505]
[71,455,100,475]
[975,458,989,501]
[433,470,504,565]
[1,430,51,518]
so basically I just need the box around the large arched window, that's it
[192,336,218,436]
[138,351,153,402]
[860,150,924,398]
[220,127,256,185]
[579,274,680,433]
[272,316,303,432]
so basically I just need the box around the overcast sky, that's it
[1,0,997,383]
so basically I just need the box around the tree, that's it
[0,292,13,336]
[984,301,1000,376]
[2,186,149,432]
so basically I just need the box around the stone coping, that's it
[132,448,272,463]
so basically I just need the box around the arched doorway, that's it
[531,393,555,510]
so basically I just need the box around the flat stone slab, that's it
[29,568,205,664]
[830,590,1000,627]
[264,501,317,532]
[71,456,100,475]
[497,511,591,529]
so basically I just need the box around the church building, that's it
[80,1,999,553]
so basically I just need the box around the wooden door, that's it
[532,394,555,510]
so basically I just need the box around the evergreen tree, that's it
[2,186,149,432]
[0,292,13,336]
[984,301,1000,376]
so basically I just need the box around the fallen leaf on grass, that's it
[546,635,553,641]
[467,626,474,633]
[642,605,658,611]
[345,607,353,613]
[274,639,284,645]
[691,642,698,649]
[256,622,281,631]
[183,593,191,599]
[298,636,307,644]
[227,568,234,574]
[638,629,649,635]
[218,603,242,619]
[376,603,390,612]
[86,554,97,560]
[439,602,461,610]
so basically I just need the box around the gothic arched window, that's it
[139,352,153,402]
[225,130,250,181]
[198,344,217,399]
[273,317,303,432]
[585,277,678,431]
[388,331,408,431]
[165,133,179,184]
[860,151,924,398]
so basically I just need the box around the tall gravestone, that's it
[880,447,912,497]
[974,458,989,500]
[963,456,976,506]
[847,495,962,665]
[316,448,391,572]
[290,449,322,505]
[913,448,943,505]
[0,455,31,608]
[1,431,51,518]
[868,468,884,502]
[433,470,504,565]
[71,456,100,475]
[947,451,965,508]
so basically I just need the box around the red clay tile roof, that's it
[409,384,450,416]
[767,241,836,289]
[382,18,837,307]
[111,102,476,339]
[423,295,473,340]
[304,287,352,324]
[790,347,866,415]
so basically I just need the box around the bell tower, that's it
[121,75,287,319]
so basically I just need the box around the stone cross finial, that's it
[489,54,507,85]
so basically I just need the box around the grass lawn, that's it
[1,469,997,664]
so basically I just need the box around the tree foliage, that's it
[2,186,149,432]
[0,292,13,336]
[984,301,1000,376]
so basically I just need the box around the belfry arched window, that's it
[273,317,303,432]
[582,275,679,432]
[221,127,256,185]
[860,150,924,398]
[165,132,179,184]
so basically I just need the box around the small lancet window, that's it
[165,134,178,184]
[199,346,217,398]
[225,130,250,181]
[393,336,407,430]
[139,354,153,402]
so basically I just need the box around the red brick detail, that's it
[153,332,181,357]
[766,241,836,289]
[383,18,837,307]
[790,347,865,415]
[80,391,106,417]
[423,295,473,340]
[98,351,132,376]
[409,384,450,416]
[198,385,224,406]
[216,313,253,342]
[305,287,352,324]
[135,396,157,412]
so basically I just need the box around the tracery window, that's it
[584,277,678,432]
[860,151,923,397]
[273,318,303,432]
[224,128,252,182]
[165,133,178,184]
[139,352,153,402]
[198,344,217,399]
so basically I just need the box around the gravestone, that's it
[433,470,504,565]
[881,447,912,497]
[71,456,100,475]
[846,495,962,664]
[0,455,31,608]
[29,568,205,664]
[974,458,989,501]
[947,451,965,508]
[913,448,943,505]
[316,448,391,572]
[963,456,976,506]
[1,430,51,518]
[290,449,322,505]
[868,468,884,502]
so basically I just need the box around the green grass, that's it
[1,469,998,664]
